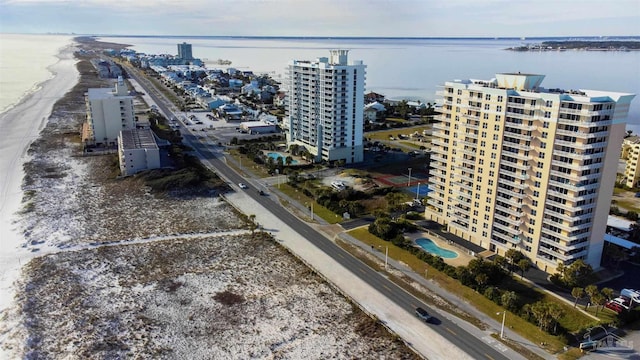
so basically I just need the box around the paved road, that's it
[124,65,511,360]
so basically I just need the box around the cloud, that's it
[0,0,638,36]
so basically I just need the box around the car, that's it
[258,190,265,196]
[415,307,432,322]
[635,192,640,198]
[238,183,248,189]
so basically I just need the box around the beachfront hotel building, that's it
[621,136,640,188]
[426,73,635,273]
[285,50,366,164]
[84,77,136,146]
[177,42,193,60]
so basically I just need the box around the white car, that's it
[238,183,248,189]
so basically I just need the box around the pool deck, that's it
[405,232,474,267]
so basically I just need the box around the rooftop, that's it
[120,129,158,150]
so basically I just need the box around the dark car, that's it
[415,307,432,322]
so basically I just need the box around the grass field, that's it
[346,227,608,355]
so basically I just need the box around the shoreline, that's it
[0,40,80,317]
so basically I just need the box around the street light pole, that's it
[385,246,388,270]
[416,182,421,200]
[498,311,506,339]
[310,202,314,220]
[408,167,412,186]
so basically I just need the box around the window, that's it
[491,153,496,159]
[497,106,502,112]
[529,218,536,225]
[537,162,544,168]
[494,125,500,131]
[485,206,491,212]
[531,209,537,216]
[482,231,487,237]
[534,181,541,188]
[498,96,503,102]
[485,94,491,101]
[535,171,542,178]
[484,113,489,120]
[458,89,462,95]
[540,142,546,149]
[543,121,549,128]
[533,190,540,197]
[545,100,553,107]
[485,214,490,220]
[532,200,538,207]
[484,104,490,110]
[493,134,499,140]
[483,223,488,229]
[539,152,545,159]
[544,111,551,118]
[542,132,548,139]
[492,143,498,150]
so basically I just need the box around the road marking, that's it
[445,327,456,335]
[411,303,417,309]
[484,354,494,360]
[359,268,366,274]
[383,285,391,292]
[337,253,345,259]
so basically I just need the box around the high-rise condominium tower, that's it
[177,42,193,60]
[426,73,635,273]
[285,50,366,164]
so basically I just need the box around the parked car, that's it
[415,307,432,323]
[238,183,248,189]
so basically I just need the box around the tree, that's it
[493,255,508,270]
[531,301,553,332]
[592,293,606,316]
[501,291,519,312]
[571,287,585,308]
[561,259,594,288]
[547,303,565,334]
[396,100,410,119]
[517,258,531,279]
[601,287,614,301]
[475,273,489,290]
[585,284,599,309]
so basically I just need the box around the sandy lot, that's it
[0,40,418,359]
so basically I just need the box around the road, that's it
[124,65,511,360]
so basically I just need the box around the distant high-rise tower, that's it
[426,73,635,273]
[285,50,366,164]
[177,42,193,60]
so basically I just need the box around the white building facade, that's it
[285,50,366,164]
[118,129,160,176]
[426,73,635,273]
[85,77,136,146]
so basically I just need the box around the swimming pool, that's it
[266,152,298,165]
[416,238,458,259]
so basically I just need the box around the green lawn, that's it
[346,227,607,354]
[277,183,342,224]
[365,126,431,142]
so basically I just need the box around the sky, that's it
[0,0,639,37]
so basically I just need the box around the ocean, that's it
[0,34,73,114]
[100,35,640,132]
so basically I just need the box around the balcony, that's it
[494,213,523,227]
[491,230,523,245]
[494,202,524,217]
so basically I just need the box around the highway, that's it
[124,65,511,360]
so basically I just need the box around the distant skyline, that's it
[0,0,639,37]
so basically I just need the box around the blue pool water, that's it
[266,152,298,165]
[416,238,458,259]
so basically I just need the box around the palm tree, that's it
[585,284,599,309]
[571,287,585,308]
[517,258,531,279]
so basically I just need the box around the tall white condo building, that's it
[285,50,366,164]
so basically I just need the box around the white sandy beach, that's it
[0,43,79,317]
